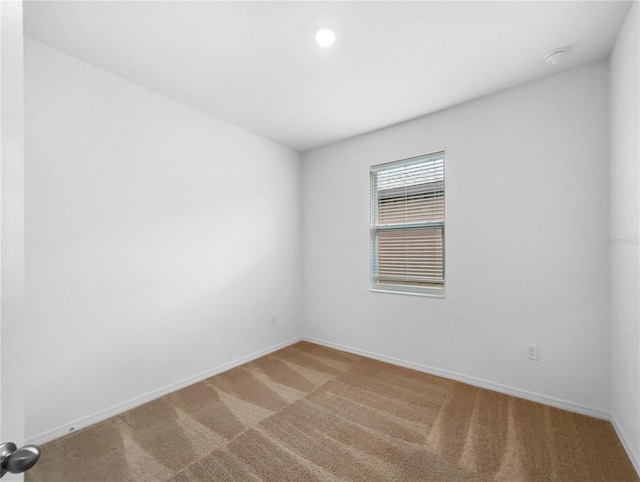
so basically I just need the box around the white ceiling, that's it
[24,1,632,152]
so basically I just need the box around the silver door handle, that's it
[0,442,41,478]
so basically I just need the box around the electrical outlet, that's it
[270,314,277,325]
[527,344,539,361]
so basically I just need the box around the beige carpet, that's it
[27,341,638,481]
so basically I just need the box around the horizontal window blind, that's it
[371,152,445,293]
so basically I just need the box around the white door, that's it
[1,1,35,480]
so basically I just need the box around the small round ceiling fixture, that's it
[315,28,335,48]
[544,49,566,66]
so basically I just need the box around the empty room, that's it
[0,0,638,480]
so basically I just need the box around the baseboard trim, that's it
[26,336,303,446]
[612,415,640,477]
[27,334,614,446]
[303,336,610,421]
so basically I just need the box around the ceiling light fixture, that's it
[544,49,566,66]
[315,28,335,48]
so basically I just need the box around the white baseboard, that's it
[27,334,615,448]
[612,415,640,477]
[303,336,611,421]
[26,336,302,446]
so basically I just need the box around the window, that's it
[370,152,445,296]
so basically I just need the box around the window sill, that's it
[370,287,446,298]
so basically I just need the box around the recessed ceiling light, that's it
[315,29,335,48]
[544,49,566,66]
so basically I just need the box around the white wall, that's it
[610,2,640,473]
[302,61,611,415]
[24,40,302,442]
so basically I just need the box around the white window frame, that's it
[370,152,445,297]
